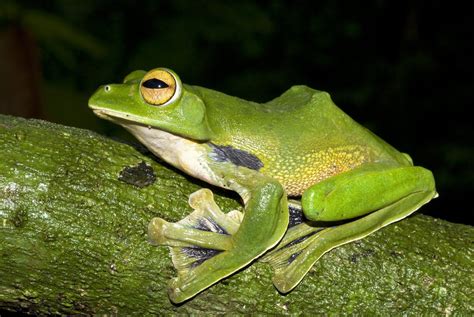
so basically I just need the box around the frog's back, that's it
[200,85,412,196]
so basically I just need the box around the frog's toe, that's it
[148,188,243,276]
[262,222,326,293]
[187,188,243,235]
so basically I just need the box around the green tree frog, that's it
[89,68,437,303]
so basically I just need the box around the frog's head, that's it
[88,68,212,140]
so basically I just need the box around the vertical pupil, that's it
[142,78,169,89]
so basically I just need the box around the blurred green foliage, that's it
[0,0,472,224]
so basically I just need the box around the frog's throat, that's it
[122,123,224,188]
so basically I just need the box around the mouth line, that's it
[90,107,149,127]
[91,108,110,118]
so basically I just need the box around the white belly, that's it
[123,124,223,188]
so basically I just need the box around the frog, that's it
[88,67,437,303]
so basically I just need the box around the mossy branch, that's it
[0,115,472,315]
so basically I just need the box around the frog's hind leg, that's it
[264,166,436,294]
[148,188,243,276]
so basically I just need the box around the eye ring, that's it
[140,68,182,106]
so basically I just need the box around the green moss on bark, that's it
[0,115,473,315]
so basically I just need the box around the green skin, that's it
[89,68,437,303]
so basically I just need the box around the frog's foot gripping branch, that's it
[262,209,326,293]
[148,189,248,302]
[148,179,288,303]
[149,188,243,266]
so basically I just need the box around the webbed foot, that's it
[262,220,326,293]
[149,179,288,303]
[148,188,243,273]
[148,188,248,302]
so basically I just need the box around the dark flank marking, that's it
[182,247,223,268]
[209,143,264,171]
[288,205,304,228]
[118,161,156,188]
[142,78,169,89]
[193,217,229,235]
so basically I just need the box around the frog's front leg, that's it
[148,168,289,303]
[265,163,436,293]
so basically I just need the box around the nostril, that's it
[104,85,111,92]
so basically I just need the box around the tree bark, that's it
[0,114,473,315]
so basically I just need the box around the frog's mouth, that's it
[90,108,151,128]
[91,109,112,120]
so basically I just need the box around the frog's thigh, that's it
[267,165,436,293]
[148,177,289,303]
[302,164,436,221]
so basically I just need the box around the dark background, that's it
[1,1,472,225]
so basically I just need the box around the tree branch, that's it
[0,115,472,315]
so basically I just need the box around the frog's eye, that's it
[140,69,180,106]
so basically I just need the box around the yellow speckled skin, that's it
[267,145,372,195]
[192,85,411,196]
